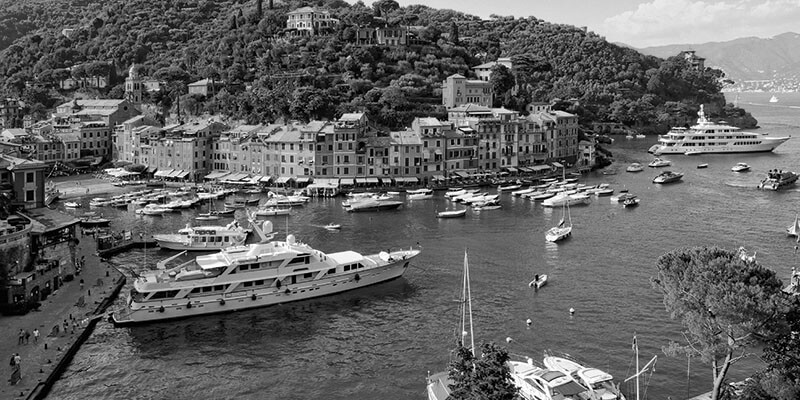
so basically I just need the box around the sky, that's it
[389,0,800,48]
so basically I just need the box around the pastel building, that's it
[441,74,493,109]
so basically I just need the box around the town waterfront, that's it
[47,92,800,399]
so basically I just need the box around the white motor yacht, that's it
[626,163,644,172]
[508,360,591,400]
[153,220,257,251]
[111,229,420,325]
[731,162,750,172]
[648,158,671,168]
[651,105,789,155]
[543,354,626,400]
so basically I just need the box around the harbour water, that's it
[49,92,799,400]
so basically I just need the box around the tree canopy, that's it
[447,342,518,400]
[651,247,789,400]
[0,0,753,130]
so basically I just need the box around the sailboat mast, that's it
[635,334,640,400]
[465,251,475,356]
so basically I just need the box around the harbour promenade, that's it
[0,229,125,399]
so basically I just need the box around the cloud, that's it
[601,0,800,47]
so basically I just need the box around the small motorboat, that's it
[622,197,640,208]
[64,201,80,208]
[697,163,709,169]
[731,162,751,172]
[648,158,671,168]
[195,213,221,221]
[626,163,643,173]
[653,171,684,184]
[324,223,342,230]
[528,274,548,289]
[437,209,467,218]
[684,149,704,156]
[473,204,501,211]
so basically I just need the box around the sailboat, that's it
[545,165,572,243]
[623,334,658,400]
[545,201,572,242]
[787,214,800,238]
[195,200,221,221]
[770,95,779,103]
[426,251,475,400]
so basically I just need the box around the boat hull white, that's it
[112,253,417,325]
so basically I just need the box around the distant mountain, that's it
[637,33,800,90]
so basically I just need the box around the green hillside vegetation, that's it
[0,0,756,131]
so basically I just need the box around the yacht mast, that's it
[461,250,475,356]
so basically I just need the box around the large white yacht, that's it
[650,105,790,155]
[111,225,420,325]
[508,359,591,400]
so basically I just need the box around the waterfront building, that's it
[388,130,423,183]
[147,120,228,181]
[313,113,368,180]
[54,99,140,158]
[258,122,316,184]
[578,139,597,170]
[214,125,263,173]
[411,117,450,177]
[114,115,163,165]
[472,57,513,82]
[286,6,339,36]
[441,74,493,109]
[361,135,392,180]
[528,108,580,164]
[0,156,79,309]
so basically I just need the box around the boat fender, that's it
[158,306,165,313]
[354,274,360,282]
[186,302,192,309]
[251,294,257,301]
[284,288,290,294]
[220,299,225,305]
[276,280,281,288]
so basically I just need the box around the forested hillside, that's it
[0,0,754,131]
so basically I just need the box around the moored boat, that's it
[697,163,709,169]
[787,215,800,238]
[153,220,257,251]
[731,162,750,172]
[652,171,684,184]
[648,158,671,168]
[758,170,798,191]
[623,196,640,207]
[542,353,627,400]
[111,233,420,325]
[347,199,403,212]
[528,274,548,289]
[508,360,591,400]
[436,209,467,218]
[626,163,644,173]
[651,104,789,155]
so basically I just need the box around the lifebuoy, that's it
[186,302,192,309]
[219,299,225,305]
[251,294,257,301]
[354,274,360,282]
[158,306,165,313]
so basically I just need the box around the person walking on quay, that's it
[33,328,39,344]
[17,329,24,345]
[24,330,30,344]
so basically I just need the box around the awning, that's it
[453,171,468,178]
[145,166,157,174]
[228,173,249,181]
[395,177,419,183]
[504,167,518,173]
[354,178,363,184]
[204,171,229,180]
[552,162,564,168]
[340,178,355,186]
[154,169,174,177]
[434,149,443,155]
[433,175,446,181]
[260,176,273,183]
[275,176,292,184]
[531,165,551,172]
[248,175,264,183]
[365,177,379,184]
[295,177,311,183]
[518,167,532,173]
[175,170,191,179]
[379,177,393,185]
[311,178,339,187]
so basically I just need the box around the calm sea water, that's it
[49,93,800,400]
